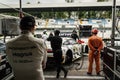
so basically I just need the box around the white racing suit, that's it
[6,31,47,80]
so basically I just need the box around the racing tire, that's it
[65,50,73,64]
[85,45,88,53]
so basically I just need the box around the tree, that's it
[97,0,109,2]
[37,1,40,4]
[26,2,30,4]
[55,12,68,19]
[65,0,74,3]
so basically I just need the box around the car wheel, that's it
[85,45,88,53]
[65,49,73,64]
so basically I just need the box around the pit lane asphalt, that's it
[44,55,105,80]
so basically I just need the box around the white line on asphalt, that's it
[45,75,105,79]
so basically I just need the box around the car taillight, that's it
[47,49,53,53]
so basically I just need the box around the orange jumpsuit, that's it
[87,35,103,74]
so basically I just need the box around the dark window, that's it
[79,25,92,37]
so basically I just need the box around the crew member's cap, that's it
[92,28,98,34]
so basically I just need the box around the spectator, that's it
[47,30,68,78]
[5,16,47,80]
[42,30,48,40]
[87,28,103,76]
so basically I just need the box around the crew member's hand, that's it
[94,50,98,55]
[42,61,46,69]
[0,55,1,62]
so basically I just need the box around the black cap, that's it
[20,16,35,30]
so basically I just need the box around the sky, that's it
[0,0,101,4]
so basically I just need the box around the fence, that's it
[103,47,120,80]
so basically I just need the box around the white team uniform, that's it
[6,31,47,80]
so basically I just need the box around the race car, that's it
[0,41,13,80]
[46,37,83,65]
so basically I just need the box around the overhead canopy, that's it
[0,2,120,13]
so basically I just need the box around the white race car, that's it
[46,37,82,65]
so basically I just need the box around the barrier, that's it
[115,51,120,80]
[103,47,120,80]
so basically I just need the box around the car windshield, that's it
[63,38,76,45]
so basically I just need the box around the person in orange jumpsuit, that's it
[87,28,103,76]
